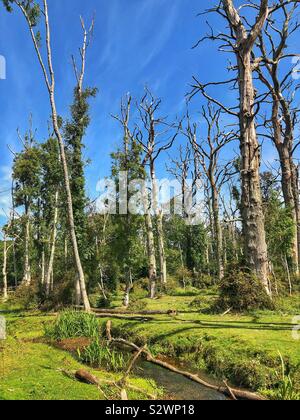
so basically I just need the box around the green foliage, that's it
[2,1,40,26]
[264,354,300,400]
[216,268,274,312]
[10,282,40,310]
[127,296,148,312]
[188,295,216,312]
[45,310,99,341]
[64,87,97,256]
[40,277,74,311]
[264,190,295,264]
[13,143,42,209]
[77,339,129,372]
[108,121,148,289]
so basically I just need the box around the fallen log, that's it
[75,369,100,386]
[106,322,266,401]
[73,369,157,400]
[94,313,156,321]
[74,306,178,316]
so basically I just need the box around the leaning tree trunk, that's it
[238,52,270,295]
[45,191,59,298]
[2,235,8,301]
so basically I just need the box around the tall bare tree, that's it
[137,90,178,291]
[191,0,273,294]
[254,3,300,272]
[183,104,236,281]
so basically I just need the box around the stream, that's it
[137,361,226,401]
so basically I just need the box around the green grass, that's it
[45,310,100,341]
[1,289,300,399]
[98,289,300,394]
[0,308,160,401]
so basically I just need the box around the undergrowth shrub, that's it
[127,297,147,312]
[77,339,129,372]
[193,274,215,289]
[40,278,74,311]
[95,296,112,309]
[216,268,274,312]
[45,310,99,341]
[10,282,40,310]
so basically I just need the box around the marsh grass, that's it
[77,339,129,372]
[45,310,99,341]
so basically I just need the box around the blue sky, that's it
[0,0,299,226]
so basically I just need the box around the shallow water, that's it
[137,361,226,401]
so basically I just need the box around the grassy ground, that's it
[1,288,300,399]
[98,288,300,396]
[0,306,159,400]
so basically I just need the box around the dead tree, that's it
[167,144,196,276]
[254,3,300,273]
[167,144,191,218]
[183,104,236,281]
[137,89,178,292]
[112,94,136,306]
[14,0,91,310]
[191,0,275,295]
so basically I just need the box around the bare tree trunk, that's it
[292,164,300,269]
[23,212,31,286]
[145,210,157,299]
[98,266,108,301]
[157,211,167,287]
[64,235,68,264]
[41,247,45,286]
[278,150,299,273]
[211,185,224,281]
[75,275,81,306]
[13,240,17,287]
[2,235,8,301]
[239,53,270,295]
[255,8,300,274]
[222,0,270,295]
[45,191,59,297]
[17,0,91,311]
[179,244,186,289]
[150,162,167,287]
[282,255,293,296]
[123,269,133,308]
